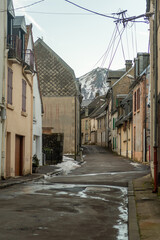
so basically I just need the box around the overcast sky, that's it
[13,0,149,77]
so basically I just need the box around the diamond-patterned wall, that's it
[35,39,78,97]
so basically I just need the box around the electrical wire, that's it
[16,11,95,15]
[125,27,130,59]
[134,22,138,54]
[100,26,118,68]
[116,23,125,61]
[131,26,135,59]
[64,0,119,20]
[107,27,125,70]
[0,0,45,12]
[93,26,117,68]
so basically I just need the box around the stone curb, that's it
[128,181,140,240]
[0,170,62,189]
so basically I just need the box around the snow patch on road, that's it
[114,187,128,240]
[56,156,81,175]
[130,162,141,168]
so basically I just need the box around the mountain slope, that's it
[78,68,109,100]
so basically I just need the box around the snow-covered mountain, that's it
[78,68,109,100]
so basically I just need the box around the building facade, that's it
[35,39,81,155]
[5,10,33,177]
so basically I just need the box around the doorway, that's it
[6,132,11,177]
[15,135,23,176]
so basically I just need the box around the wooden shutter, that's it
[137,88,140,110]
[7,67,13,105]
[22,79,26,112]
[134,92,136,112]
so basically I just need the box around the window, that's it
[134,91,136,112]
[85,120,88,130]
[137,88,140,110]
[98,119,101,129]
[7,67,13,105]
[85,108,88,117]
[85,134,88,142]
[113,118,115,130]
[22,79,26,112]
[33,96,36,120]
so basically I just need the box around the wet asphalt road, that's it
[0,145,149,240]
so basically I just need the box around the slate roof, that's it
[7,0,15,18]
[34,39,79,97]
[81,95,106,119]
[13,16,27,33]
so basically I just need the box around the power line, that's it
[116,23,125,61]
[0,0,45,12]
[64,0,119,20]
[16,11,95,15]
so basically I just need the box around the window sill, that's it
[33,118,37,123]
[7,103,14,111]
[21,111,28,117]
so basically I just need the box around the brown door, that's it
[6,132,11,177]
[15,135,23,176]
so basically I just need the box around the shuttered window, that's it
[22,79,26,112]
[7,67,13,105]
[113,118,115,130]
[134,91,136,112]
[137,88,140,110]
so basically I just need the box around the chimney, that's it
[137,52,150,75]
[125,60,133,72]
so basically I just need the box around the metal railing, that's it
[7,35,22,60]
[7,35,34,70]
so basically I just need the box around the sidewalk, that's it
[0,165,61,189]
[133,174,160,240]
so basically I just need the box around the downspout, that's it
[153,0,158,193]
[75,95,77,160]
[1,2,7,179]
[22,64,34,174]
[144,75,147,162]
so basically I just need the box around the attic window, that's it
[85,108,88,117]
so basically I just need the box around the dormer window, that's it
[7,0,15,43]
[13,16,27,60]
[85,108,88,117]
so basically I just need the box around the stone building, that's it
[35,39,81,155]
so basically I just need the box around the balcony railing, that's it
[7,35,34,71]
[25,49,34,71]
[7,35,22,61]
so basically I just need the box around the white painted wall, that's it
[26,29,43,165]
[32,73,43,165]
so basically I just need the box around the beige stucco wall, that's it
[6,61,33,177]
[97,116,106,147]
[43,96,79,154]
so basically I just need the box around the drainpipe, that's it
[1,1,7,179]
[153,0,158,193]
[144,75,147,162]
[75,95,77,160]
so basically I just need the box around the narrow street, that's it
[0,145,149,240]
